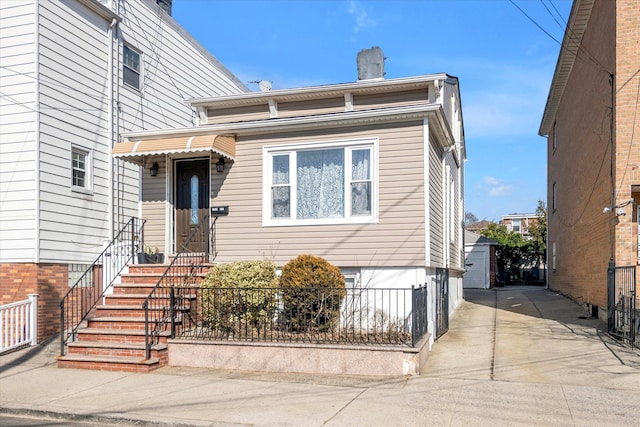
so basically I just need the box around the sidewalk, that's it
[1,287,639,426]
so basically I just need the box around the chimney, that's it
[357,47,385,80]
[156,0,172,15]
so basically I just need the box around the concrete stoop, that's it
[57,265,174,372]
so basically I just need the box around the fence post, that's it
[411,286,416,347]
[607,261,615,333]
[28,294,38,346]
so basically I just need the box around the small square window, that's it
[71,147,91,191]
[123,45,141,89]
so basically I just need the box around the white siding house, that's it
[0,0,247,342]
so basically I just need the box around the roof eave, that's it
[122,104,445,140]
[186,74,451,109]
[539,0,595,136]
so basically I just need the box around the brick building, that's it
[539,0,639,318]
[499,213,539,240]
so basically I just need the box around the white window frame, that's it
[512,218,521,233]
[262,138,378,226]
[123,44,141,90]
[71,146,92,194]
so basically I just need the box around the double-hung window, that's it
[123,45,141,89]
[265,139,377,225]
[71,146,92,192]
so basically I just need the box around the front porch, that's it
[58,262,431,375]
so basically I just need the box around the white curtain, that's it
[297,149,344,219]
[351,149,371,216]
[272,155,290,218]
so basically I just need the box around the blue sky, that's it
[172,0,572,221]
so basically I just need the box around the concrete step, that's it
[57,354,161,373]
[104,293,196,306]
[67,340,167,359]
[76,328,171,344]
[95,304,171,318]
[87,315,182,329]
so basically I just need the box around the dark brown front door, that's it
[175,159,209,253]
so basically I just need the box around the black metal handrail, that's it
[177,284,429,347]
[59,217,145,356]
[143,214,213,359]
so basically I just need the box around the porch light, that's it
[216,157,225,173]
[149,162,159,177]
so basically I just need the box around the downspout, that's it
[108,17,117,239]
[34,0,40,263]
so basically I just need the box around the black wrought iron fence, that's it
[59,217,144,356]
[177,285,429,347]
[608,264,638,348]
[143,214,213,359]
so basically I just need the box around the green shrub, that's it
[201,260,278,337]
[279,254,346,332]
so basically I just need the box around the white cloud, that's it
[347,1,377,33]
[480,176,514,197]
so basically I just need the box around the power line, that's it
[509,0,611,76]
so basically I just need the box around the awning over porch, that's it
[112,134,236,164]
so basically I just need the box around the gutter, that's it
[122,104,447,139]
[35,0,40,263]
[107,17,117,240]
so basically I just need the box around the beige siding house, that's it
[115,73,466,347]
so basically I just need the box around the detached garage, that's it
[464,231,498,289]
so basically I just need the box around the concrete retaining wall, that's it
[168,335,431,376]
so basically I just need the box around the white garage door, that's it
[464,251,487,289]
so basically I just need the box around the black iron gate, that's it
[607,264,638,348]
[435,268,449,339]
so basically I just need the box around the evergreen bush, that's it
[201,260,278,337]
[279,254,346,332]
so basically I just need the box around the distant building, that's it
[465,220,494,234]
[464,231,498,289]
[500,214,539,240]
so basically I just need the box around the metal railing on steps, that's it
[59,217,145,356]
[143,214,213,359]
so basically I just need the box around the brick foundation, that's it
[0,263,69,343]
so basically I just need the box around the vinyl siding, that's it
[354,89,429,111]
[278,97,344,118]
[206,104,270,125]
[213,121,426,268]
[117,0,246,134]
[36,0,111,263]
[140,156,168,251]
[444,151,462,269]
[16,0,246,264]
[0,0,38,262]
[429,134,444,266]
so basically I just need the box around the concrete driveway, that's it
[1,286,639,426]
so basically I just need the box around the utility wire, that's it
[541,0,610,76]
[510,0,611,76]
[540,0,565,32]
[614,74,640,199]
